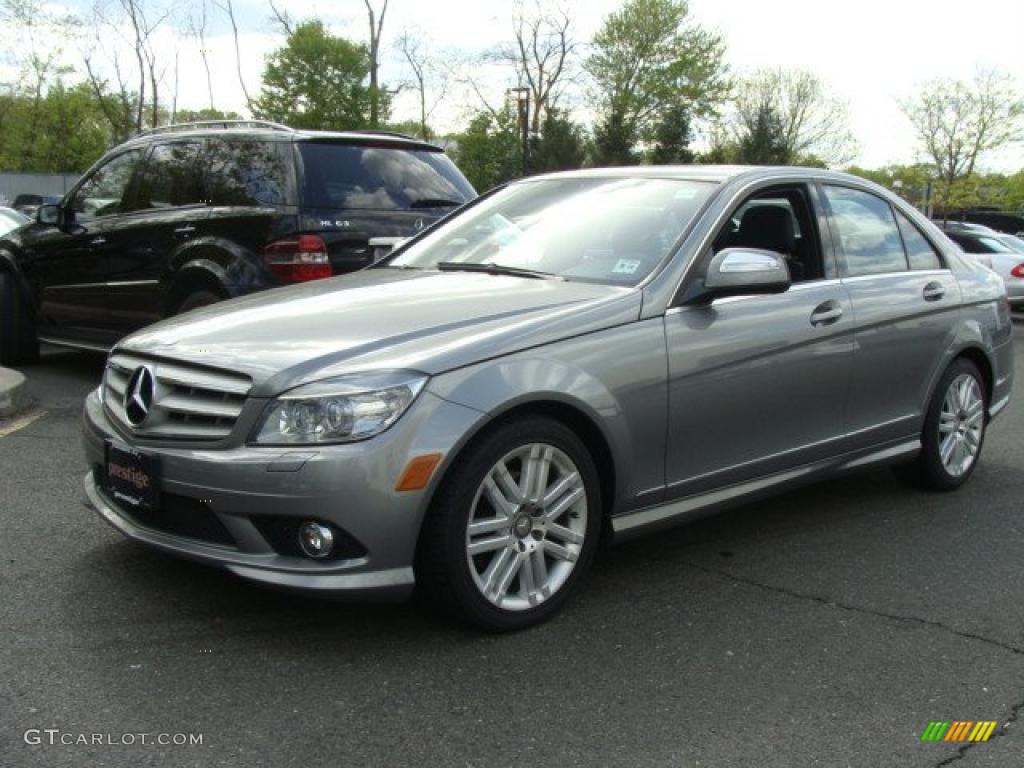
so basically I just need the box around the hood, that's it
[119,268,641,396]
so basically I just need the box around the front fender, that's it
[426,319,669,514]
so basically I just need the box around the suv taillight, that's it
[263,234,332,283]
[1010,264,1024,279]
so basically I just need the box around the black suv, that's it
[0,120,475,364]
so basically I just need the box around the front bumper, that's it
[81,387,483,598]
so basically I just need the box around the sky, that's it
[11,0,1024,171]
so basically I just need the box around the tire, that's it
[416,416,603,632]
[175,289,223,315]
[0,270,39,366]
[894,358,987,491]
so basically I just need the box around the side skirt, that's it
[611,438,921,541]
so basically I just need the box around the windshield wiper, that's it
[436,262,561,280]
[409,198,464,209]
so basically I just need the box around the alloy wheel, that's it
[938,373,985,478]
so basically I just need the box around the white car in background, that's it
[0,206,30,237]
[942,229,1024,311]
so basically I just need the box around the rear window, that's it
[297,142,475,211]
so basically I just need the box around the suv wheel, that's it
[895,358,987,491]
[0,271,39,366]
[417,417,602,632]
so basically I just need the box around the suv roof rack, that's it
[134,120,296,138]
[346,129,423,141]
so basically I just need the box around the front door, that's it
[664,183,855,499]
[35,148,145,345]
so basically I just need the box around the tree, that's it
[902,71,1024,192]
[500,2,577,134]
[731,69,856,166]
[452,109,522,191]
[648,103,694,164]
[585,0,729,163]
[253,21,374,130]
[396,30,449,140]
[530,110,586,172]
[364,0,388,128]
[734,102,789,165]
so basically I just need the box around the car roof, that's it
[518,165,892,187]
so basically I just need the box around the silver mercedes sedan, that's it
[81,167,1015,631]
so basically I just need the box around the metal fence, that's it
[0,172,80,206]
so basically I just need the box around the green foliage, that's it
[590,109,638,166]
[648,103,694,165]
[586,0,728,163]
[451,110,522,191]
[173,107,244,123]
[530,111,586,173]
[253,21,378,131]
[0,80,112,172]
[734,103,790,165]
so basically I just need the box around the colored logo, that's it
[921,721,997,742]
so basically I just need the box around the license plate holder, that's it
[104,440,160,512]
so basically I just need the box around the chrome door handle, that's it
[810,300,843,326]
[174,225,197,235]
[923,282,945,302]
[89,236,107,247]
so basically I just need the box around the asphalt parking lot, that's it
[2,332,1023,768]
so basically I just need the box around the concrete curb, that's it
[0,367,31,419]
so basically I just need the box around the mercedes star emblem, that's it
[124,366,156,427]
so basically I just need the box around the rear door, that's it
[105,139,208,330]
[822,184,961,448]
[664,182,855,498]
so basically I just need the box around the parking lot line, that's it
[0,409,45,438]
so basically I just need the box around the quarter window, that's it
[203,140,295,206]
[894,211,943,270]
[823,185,908,276]
[69,150,144,221]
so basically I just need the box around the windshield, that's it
[297,142,476,210]
[389,177,716,286]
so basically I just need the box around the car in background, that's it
[0,120,476,364]
[0,206,30,237]
[941,228,1024,310]
[79,166,1013,630]
[12,193,61,218]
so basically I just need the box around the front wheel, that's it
[416,417,602,632]
[895,358,987,491]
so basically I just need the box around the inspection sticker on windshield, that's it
[612,259,641,275]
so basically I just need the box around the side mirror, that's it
[37,204,60,227]
[701,247,791,301]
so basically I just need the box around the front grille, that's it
[103,351,252,441]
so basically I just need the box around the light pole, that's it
[509,87,530,177]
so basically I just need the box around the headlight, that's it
[253,371,428,445]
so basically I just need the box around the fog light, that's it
[298,522,334,559]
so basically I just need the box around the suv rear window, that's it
[297,142,475,211]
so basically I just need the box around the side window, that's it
[712,186,825,282]
[69,150,144,221]
[894,211,943,270]
[823,185,908,276]
[137,142,204,209]
[203,140,294,206]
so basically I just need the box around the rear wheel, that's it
[0,270,39,366]
[895,358,987,491]
[175,288,223,315]
[416,417,602,632]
